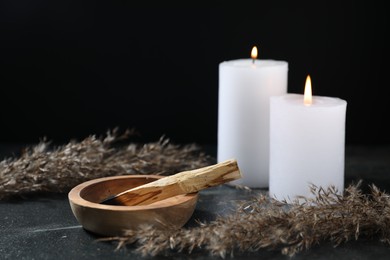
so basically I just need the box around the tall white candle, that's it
[269,76,347,202]
[218,47,288,188]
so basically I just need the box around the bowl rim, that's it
[68,174,198,211]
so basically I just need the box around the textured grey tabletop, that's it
[1,144,390,259]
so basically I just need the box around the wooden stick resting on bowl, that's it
[100,159,241,206]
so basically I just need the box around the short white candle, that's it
[269,75,347,202]
[218,47,288,188]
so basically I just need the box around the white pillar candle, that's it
[218,47,288,188]
[269,76,347,202]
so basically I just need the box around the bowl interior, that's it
[79,175,162,204]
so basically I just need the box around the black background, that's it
[0,1,389,145]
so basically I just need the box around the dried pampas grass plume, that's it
[0,128,212,199]
[100,182,390,258]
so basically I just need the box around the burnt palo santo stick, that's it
[100,159,241,206]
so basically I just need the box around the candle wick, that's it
[252,58,255,64]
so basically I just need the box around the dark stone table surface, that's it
[1,143,390,259]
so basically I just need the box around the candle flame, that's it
[304,75,312,106]
[251,46,258,60]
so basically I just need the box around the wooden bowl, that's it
[68,175,198,236]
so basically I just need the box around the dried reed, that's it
[101,182,390,258]
[0,129,212,199]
